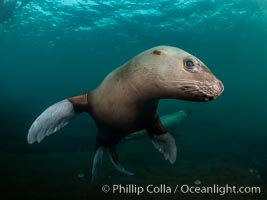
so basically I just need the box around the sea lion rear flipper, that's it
[91,147,105,182]
[147,116,177,164]
[150,133,177,164]
[108,147,134,176]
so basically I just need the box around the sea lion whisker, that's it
[173,83,197,87]
[183,88,199,92]
[164,80,201,84]
[159,78,202,87]
[174,78,200,81]
[157,77,196,83]
[165,85,185,88]
[163,79,195,83]
[165,83,197,88]
[164,81,198,85]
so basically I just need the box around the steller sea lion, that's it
[27,46,224,181]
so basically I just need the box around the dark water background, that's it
[0,0,267,199]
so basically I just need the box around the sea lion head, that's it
[146,46,224,102]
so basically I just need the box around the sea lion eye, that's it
[184,59,195,69]
[183,58,199,72]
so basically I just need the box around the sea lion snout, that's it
[178,79,224,102]
[201,79,224,101]
[214,80,224,97]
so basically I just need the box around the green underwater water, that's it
[0,0,267,199]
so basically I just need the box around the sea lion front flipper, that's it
[107,147,134,176]
[147,117,177,164]
[27,99,77,144]
[27,93,89,144]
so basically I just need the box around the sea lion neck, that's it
[114,63,165,102]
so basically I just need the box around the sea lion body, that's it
[91,65,157,130]
[27,46,224,181]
